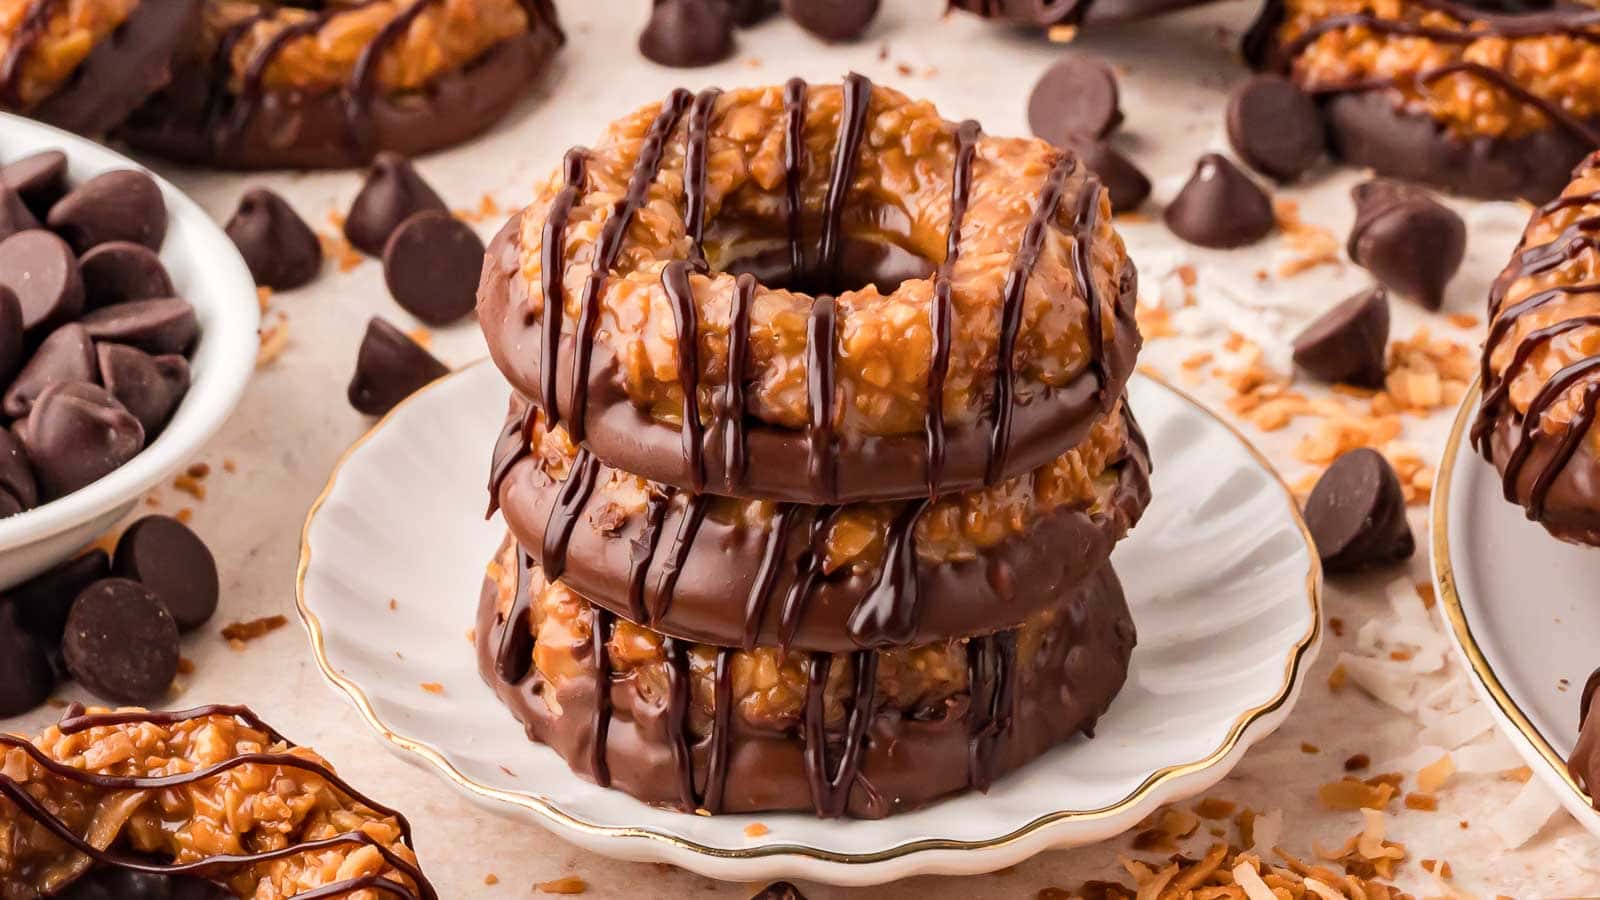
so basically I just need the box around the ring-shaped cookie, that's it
[0,0,202,135]
[475,539,1135,818]
[477,74,1139,505]
[0,705,434,898]
[1475,151,1600,544]
[488,391,1149,653]
[118,0,563,169]
[1245,0,1600,201]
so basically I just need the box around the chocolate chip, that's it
[640,0,736,67]
[783,0,879,42]
[225,187,323,290]
[113,515,219,632]
[0,183,39,242]
[1163,153,1275,249]
[3,323,97,419]
[728,0,780,24]
[0,600,55,716]
[1347,180,1465,311]
[1065,137,1150,214]
[8,549,109,651]
[1225,74,1325,183]
[1028,56,1124,146]
[0,427,37,516]
[751,884,807,900]
[1304,447,1414,574]
[62,577,179,704]
[79,241,175,308]
[23,381,144,499]
[2,150,67,217]
[381,211,484,326]
[344,152,448,257]
[0,229,85,334]
[0,285,24,388]
[348,317,449,416]
[97,343,189,437]
[1291,286,1390,389]
[47,169,168,253]
[53,868,232,900]
[80,297,199,355]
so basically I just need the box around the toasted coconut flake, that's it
[1451,740,1524,773]
[1232,860,1276,900]
[1416,754,1456,793]
[1356,809,1405,863]
[1248,809,1282,855]
[1419,705,1493,751]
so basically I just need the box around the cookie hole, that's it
[719,237,936,297]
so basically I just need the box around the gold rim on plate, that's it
[295,361,1324,865]
[1432,379,1593,808]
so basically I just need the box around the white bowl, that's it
[0,114,258,588]
[297,361,1323,886]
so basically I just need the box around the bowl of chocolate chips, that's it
[0,115,258,588]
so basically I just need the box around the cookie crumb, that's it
[221,615,288,645]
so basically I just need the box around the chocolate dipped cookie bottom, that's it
[119,0,564,169]
[2,0,203,136]
[1243,0,1600,202]
[476,537,1135,818]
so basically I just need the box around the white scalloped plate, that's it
[296,360,1322,886]
[1433,383,1600,839]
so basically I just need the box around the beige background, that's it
[7,0,1600,894]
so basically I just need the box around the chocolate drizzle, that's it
[926,120,982,495]
[721,273,758,490]
[568,88,693,443]
[818,73,873,279]
[783,77,808,279]
[662,260,706,492]
[486,401,537,517]
[662,637,697,811]
[495,547,537,682]
[988,155,1079,485]
[805,296,839,502]
[540,448,601,580]
[966,631,1018,791]
[590,606,615,786]
[781,506,847,650]
[1473,187,1600,518]
[847,498,932,647]
[540,148,589,420]
[802,651,880,817]
[684,88,722,268]
[649,493,710,623]
[0,704,435,899]
[1262,3,1600,148]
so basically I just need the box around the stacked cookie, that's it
[473,75,1151,818]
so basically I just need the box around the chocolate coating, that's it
[478,211,1141,505]
[477,551,1135,818]
[948,0,1223,26]
[61,577,180,705]
[8,0,201,137]
[496,398,1150,652]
